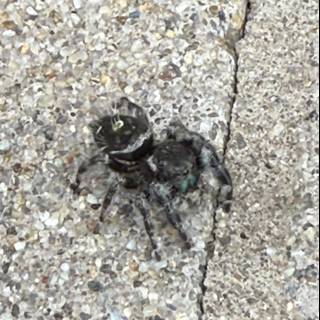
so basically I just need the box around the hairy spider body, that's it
[149,140,200,194]
[71,98,233,259]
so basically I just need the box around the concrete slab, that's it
[203,0,319,319]
[0,0,247,319]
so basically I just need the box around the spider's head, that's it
[151,141,200,194]
[90,98,153,161]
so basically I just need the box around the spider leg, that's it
[206,147,232,185]
[70,154,105,194]
[164,204,192,249]
[167,119,233,212]
[149,183,192,249]
[122,176,140,189]
[100,178,119,222]
[200,146,233,212]
[135,196,161,261]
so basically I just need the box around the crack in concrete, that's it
[199,2,252,318]
[223,2,252,159]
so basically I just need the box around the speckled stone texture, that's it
[0,1,248,319]
[204,0,319,319]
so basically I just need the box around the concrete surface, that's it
[0,0,318,319]
[0,0,247,319]
[203,0,319,319]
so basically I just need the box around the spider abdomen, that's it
[151,141,200,193]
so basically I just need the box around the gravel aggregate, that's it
[0,0,248,319]
[204,0,319,318]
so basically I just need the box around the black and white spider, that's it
[71,97,232,259]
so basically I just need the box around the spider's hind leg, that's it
[201,146,233,212]
[151,183,193,249]
[167,119,233,212]
[165,204,192,249]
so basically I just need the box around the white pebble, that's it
[284,267,295,278]
[0,183,7,192]
[131,40,143,53]
[3,286,11,297]
[110,310,123,320]
[126,239,136,251]
[95,258,102,269]
[153,259,168,271]
[39,211,50,222]
[86,194,98,204]
[26,6,38,16]
[73,0,82,9]
[139,262,149,273]
[99,6,112,16]
[118,0,127,8]
[148,292,159,304]
[0,140,11,152]
[3,30,16,37]
[116,59,129,71]
[143,306,157,318]
[124,85,133,95]
[81,305,91,314]
[287,302,294,312]
[304,227,316,242]
[60,263,70,273]
[184,51,193,65]
[139,287,148,299]
[266,247,277,257]
[82,126,91,135]
[60,46,71,57]
[124,308,132,318]
[14,241,26,251]
[176,2,189,14]
[95,42,105,51]
[195,240,206,250]
[71,13,81,25]
[176,313,189,320]
[45,217,59,227]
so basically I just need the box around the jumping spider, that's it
[71,98,232,258]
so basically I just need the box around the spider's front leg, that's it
[70,154,106,194]
[100,178,119,222]
[99,176,160,261]
[167,119,233,212]
[164,203,192,249]
[135,194,161,261]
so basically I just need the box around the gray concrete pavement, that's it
[0,0,318,319]
[203,0,319,319]
[0,0,246,319]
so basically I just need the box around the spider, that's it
[71,98,233,259]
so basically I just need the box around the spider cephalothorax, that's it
[90,97,153,162]
[71,98,233,259]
